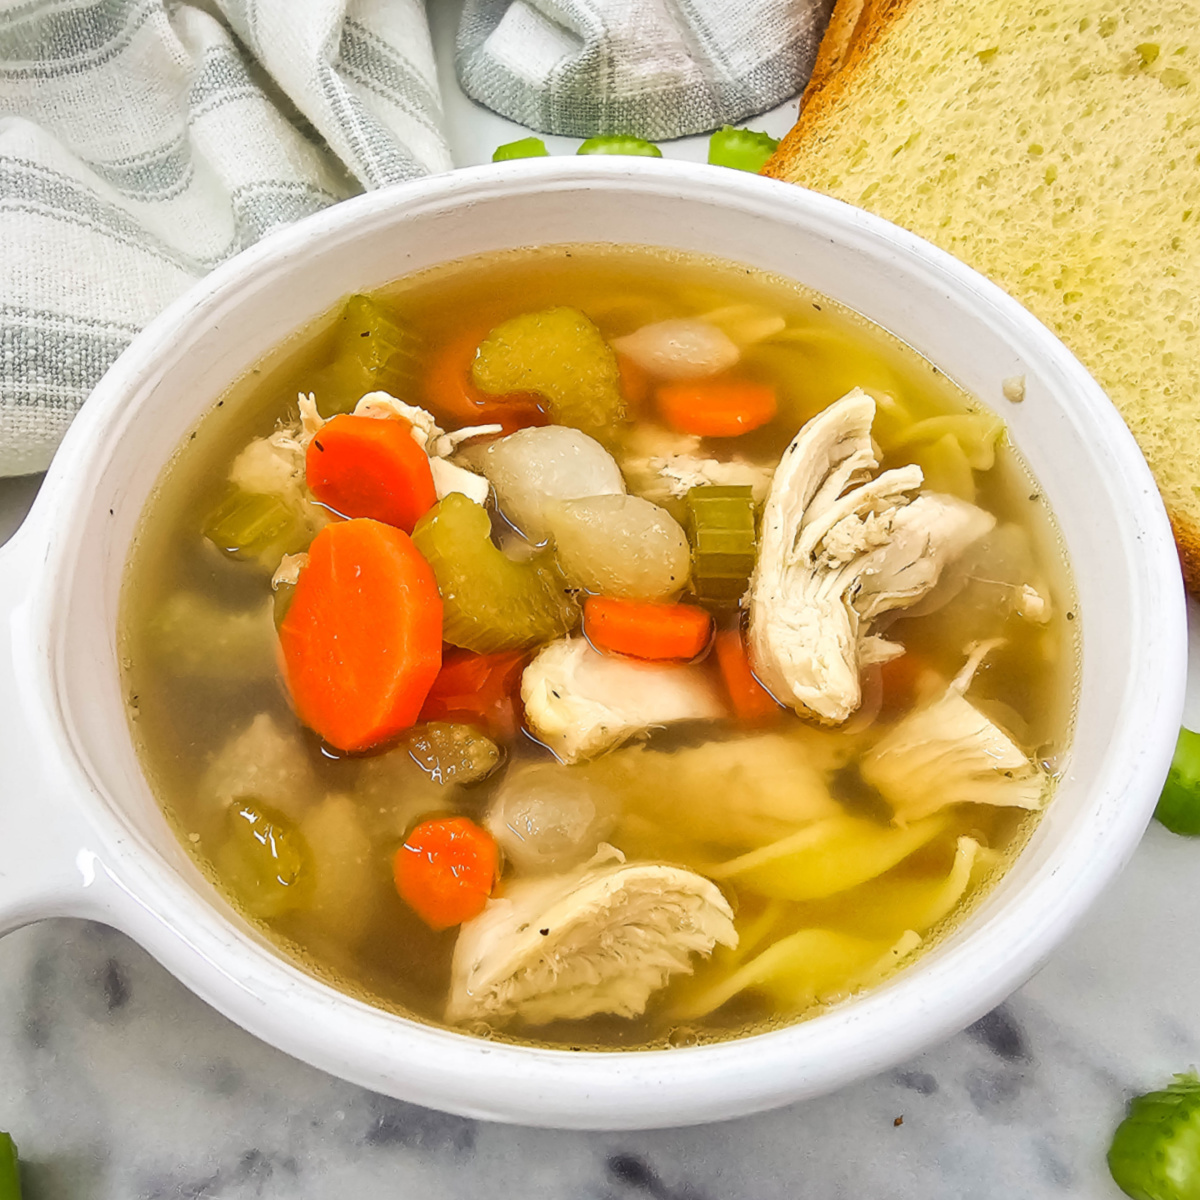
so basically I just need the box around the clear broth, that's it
[120,245,1078,1050]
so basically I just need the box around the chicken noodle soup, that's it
[121,246,1077,1049]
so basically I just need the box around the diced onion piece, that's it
[544,494,689,601]
[612,319,740,381]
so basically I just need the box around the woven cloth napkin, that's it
[0,0,830,476]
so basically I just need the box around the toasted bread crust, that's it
[764,0,918,179]
[1173,517,1199,593]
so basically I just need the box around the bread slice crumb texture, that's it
[766,0,1200,587]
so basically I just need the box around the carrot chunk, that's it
[714,628,782,723]
[656,379,777,438]
[279,519,443,752]
[306,414,436,532]
[394,815,499,930]
[584,596,713,661]
[419,648,528,741]
[616,352,652,411]
[423,326,546,433]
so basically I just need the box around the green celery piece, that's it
[216,798,313,920]
[471,307,626,439]
[708,126,780,173]
[686,484,757,605]
[311,294,422,416]
[493,137,550,161]
[577,134,662,157]
[203,486,309,566]
[1155,728,1200,835]
[411,493,579,653]
[1109,1072,1200,1199]
[0,1133,20,1200]
[406,722,501,785]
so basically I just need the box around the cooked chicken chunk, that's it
[861,641,1050,823]
[748,389,994,723]
[521,638,726,764]
[619,425,775,508]
[447,847,737,1025]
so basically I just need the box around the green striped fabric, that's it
[0,0,449,474]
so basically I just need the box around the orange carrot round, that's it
[423,326,546,433]
[656,379,777,437]
[616,352,652,411]
[714,628,782,723]
[394,815,499,930]
[584,596,713,661]
[279,519,443,752]
[306,414,437,532]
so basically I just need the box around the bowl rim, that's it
[18,157,1187,1128]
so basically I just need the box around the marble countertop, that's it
[4,5,1200,1196]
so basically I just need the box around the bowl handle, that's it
[0,521,108,934]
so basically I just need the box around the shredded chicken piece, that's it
[748,389,995,724]
[447,845,737,1025]
[619,424,775,507]
[271,552,308,590]
[1016,583,1050,622]
[521,637,725,764]
[652,455,775,503]
[861,641,1050,824]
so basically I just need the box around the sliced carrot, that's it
[419,648,528,741]
[656,379,777,438]
[616,352,652,412]
[306,414,436,533]
[714,628,782,723]
[878,651,926,717]
[423,326,546,433]
[279,519,443,752]
[394,815,499,930]
[584,596,713,661]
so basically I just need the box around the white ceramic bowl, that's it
[0,160,1185,1130]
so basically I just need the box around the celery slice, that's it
[216,798,313,919]
[407,722,502,785]
[411,493,579,653]
[471,307,626,439]
[311,293,422,416]
[1155,727,1200,835]
[686,484,757,604]
[494,137,549,161]
[0,1132,19,1200]
[1109,1072,1200,1200]
[203,485,310,566]
[577,134,662,157]
[707,126,779,173]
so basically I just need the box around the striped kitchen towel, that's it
[0,0,828,476]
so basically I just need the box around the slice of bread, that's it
[764,0,1200,590]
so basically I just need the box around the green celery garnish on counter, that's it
[687,484,757,606]
[1155,727,1200,835]
[577,134,662,157]
[708,126,779,173]
[1110,1073,1200,1199]
[0,1133,20,1200]
[493,137,550,161]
